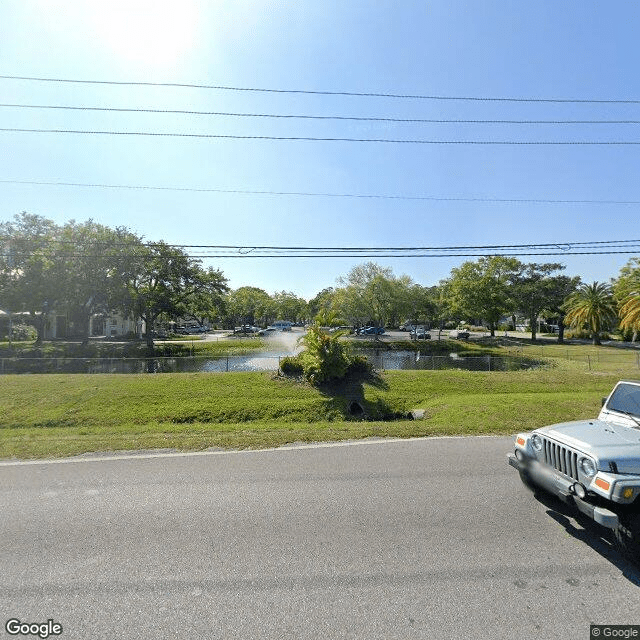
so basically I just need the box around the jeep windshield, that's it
[606,382,640,427]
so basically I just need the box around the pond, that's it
[0,351,541,374]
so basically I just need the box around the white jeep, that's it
[508,380,640,558]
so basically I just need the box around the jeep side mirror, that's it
[601,397,607,407]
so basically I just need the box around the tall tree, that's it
[336,262,413,328]
[510,262,567,341]
[224,286,274,328]
[178,266,228,329]
[445,256,521,336]
[563,281,617,345]
[271,291,308,322]
[122,242,215,348]
[0,212,63,343]
[56,220,142,342]
[538,274,581,344]
[614,258,640,341]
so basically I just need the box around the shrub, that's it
[345,354,374,377]
[279,355,304,376]
[9,323,37,341]
[299,325,353,384]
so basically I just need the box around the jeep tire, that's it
[519,471,538,493]
[614,509,640,560]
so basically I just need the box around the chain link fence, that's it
[0,353,550,374]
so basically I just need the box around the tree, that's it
[271,291,307,323]
[563,281,617,345]
[55,220,143,342]
[445,256,521,336]
[0,212,64,344]
[178,266,228,329]
[224,286,274,328]
[122,242,214,348]
[614,258,640,341]
[336,262,414,329]
[538,274,581,344]
[510,262,569,341]
[619,294,640,340]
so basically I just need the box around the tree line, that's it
[1,213,639,345]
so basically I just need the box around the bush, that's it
[8,323,37,341]
[279,355,304,376]
[299,325,353,384]
[345,355,374,377]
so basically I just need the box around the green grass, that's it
[2,367,637,460]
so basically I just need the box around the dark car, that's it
[359,326,385,335]
[449,329,470,339]
[410,328,430,340]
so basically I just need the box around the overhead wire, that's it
[2,127,640,144]
[1,74,640,103]
[1,179,639,206]
[2,103,640,125]
[2,179,640,205]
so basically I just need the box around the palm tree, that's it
[619,292,640,341]
[563,282,617,345]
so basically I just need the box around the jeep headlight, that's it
[530,434,543,452]
[579,457,597,477]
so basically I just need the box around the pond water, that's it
[0,351,541,374]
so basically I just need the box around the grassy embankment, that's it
[2,349,638,459]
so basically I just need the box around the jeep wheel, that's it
[615,510,640,559]
[519,471,537,493]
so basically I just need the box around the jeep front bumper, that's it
[508,453,619,529]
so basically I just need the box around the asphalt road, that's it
[1,437,639,639]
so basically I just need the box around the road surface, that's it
[1,437,639,639]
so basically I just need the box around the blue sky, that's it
[1,1,639,299]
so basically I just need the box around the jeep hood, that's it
[536,419,640,474]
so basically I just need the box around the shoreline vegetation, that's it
[2,353,638,459]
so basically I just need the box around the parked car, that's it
[508,380,640,557]
[358,326,385,335]
[257,327,278,336]
[410,328,430,340]
[234,325,259,334]
[449,329,470,339]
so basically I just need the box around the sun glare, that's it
[88,1,199,69]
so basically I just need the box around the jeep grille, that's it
[541,437,579,481]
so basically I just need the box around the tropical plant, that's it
[614,258,640,341]
[563,281,617,345]
[298,324,352,384]
[619,293,640,339]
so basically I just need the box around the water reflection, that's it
[0,351,540,374]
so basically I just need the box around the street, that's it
[1,437,639,639]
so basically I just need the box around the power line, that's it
[3,103,640,125]
[5,240,639,260]
[3,250,639,259]
[1,74,640,104]
[35,239,640,250]
[2,179,640,206]
[2,127,640,144]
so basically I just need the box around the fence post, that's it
[226,356,229,372]
[488,355,491,371]
[587,355,591,370]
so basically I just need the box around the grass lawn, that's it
[1,364,637,460]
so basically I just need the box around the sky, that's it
[1,1,639,300]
